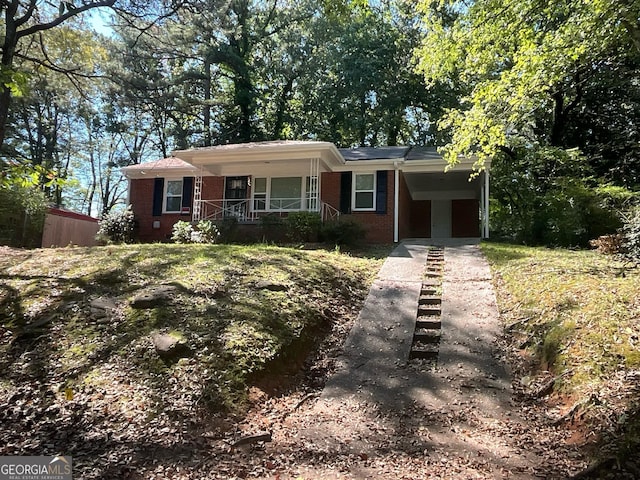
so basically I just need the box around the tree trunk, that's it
[203,58,212,147]
[236,75,254,142]
[550,91,565,147]
[272,76,294,139]
[0,2,18,153]
[359,95,367,146]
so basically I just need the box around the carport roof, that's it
[339,146,447,163]
[339,146,410,160]
[405,146,441,161]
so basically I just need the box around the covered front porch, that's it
[173,141,345,224]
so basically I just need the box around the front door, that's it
[224,176,248,218]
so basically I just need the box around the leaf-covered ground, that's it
[482,242,640,478]
[2,242,639,479]
[0,244,386,478]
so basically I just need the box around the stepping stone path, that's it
[409,246,444,361]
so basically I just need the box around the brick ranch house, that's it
[121,140,490,244]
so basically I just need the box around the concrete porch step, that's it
[408,344,439,360]
[419,295,441,306]
[416,318,442,330]
[417,304,441,316]
[413,329,441,343]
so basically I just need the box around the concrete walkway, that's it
[281,239,542,477]
[322,238,510,409]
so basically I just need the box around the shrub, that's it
[217,217,239,243]
[589,234,625,255]
[259,214,284,243]
[172,220,220,244]
[97,205,135,244]
[622,206,640,260]
[320,218,366,247]
[0,185,47,247]
[196,220,220,243]
[171,221,194,244]
[284,211,322,243]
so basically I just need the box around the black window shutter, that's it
[152,178,164,216]
[339,172,352,214]
[376,170,388,214]
[182,177,194,212]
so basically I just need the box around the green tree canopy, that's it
[415,0,640,174]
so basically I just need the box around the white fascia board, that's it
[173,142,345,170]
[400,155,489,174]
[214,161,318,178]
[400,159,479,173]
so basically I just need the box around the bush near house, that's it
[96,205,135,244]
[284,212,322,243]
[171,220,220,244]
[259,214,285,243]
[320,218,366,247]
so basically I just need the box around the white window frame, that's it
[164,178,183,213]
[252,177,268,211]
[352,172,376,211]
[251,176,307,212]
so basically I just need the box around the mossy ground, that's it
[0,243,386,418]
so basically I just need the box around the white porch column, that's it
[394,163,399,243]
[308,158,320,211]
[192,173,203,222]
[483,169,490,238]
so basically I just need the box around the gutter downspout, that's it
[394,161,399,243]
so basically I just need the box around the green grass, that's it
[482,242,640,387]
[0,243,386,415]
[482,241,640,461]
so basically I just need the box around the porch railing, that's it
[194,199,341,223]
[198,199,257,222]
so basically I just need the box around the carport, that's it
[400,147,490,239]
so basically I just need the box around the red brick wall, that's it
[129,176,225,242]
[321,172,341,211]
[321,171,395,244]
[202,176,225,200]
[398,172,412,240]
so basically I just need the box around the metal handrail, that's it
[268,197,304,211]
[320,202,341,222]
[194,198,341,222]
[198,199,257,222]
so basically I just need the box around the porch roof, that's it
[172,140,345,176]
[121,157,198,179]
